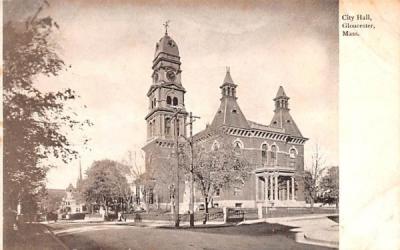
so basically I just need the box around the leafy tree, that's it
[303,144,326,210]
[3,2,91,222]
[320,166,339,208]
[181,143,251,224]
[83,160,131,216]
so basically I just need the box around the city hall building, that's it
[142,30,308,210]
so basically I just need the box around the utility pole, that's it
[173,109,181,228]
[187,112,200,227]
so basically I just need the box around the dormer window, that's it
[173,97,178,106]
[168,40,175,47]
[232,109,237,113]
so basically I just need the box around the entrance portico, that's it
[255,168,297,206]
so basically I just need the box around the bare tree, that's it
[180,143,251,224]
[303,144,327,210]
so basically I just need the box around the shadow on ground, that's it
[159,222,299,238]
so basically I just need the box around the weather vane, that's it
[163,20,170,35]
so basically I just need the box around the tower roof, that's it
[223,68,235,85]
[270,86,303,137]
[274,85,288,100]
[154,34,179,58]
[211,70,249,129]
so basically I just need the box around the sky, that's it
[6,0,338,189]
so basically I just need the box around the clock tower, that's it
[142,27,188,206]
[145,30,187,141]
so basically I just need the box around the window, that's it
[233,141,242,155]
[233,187,242,196]
[235,203,242,208]
[76,208,80,212]
[167,96,172,105]
[232,109,237,113]
[212,141,219,151]
[271,145,277,160]
[290,148,296,158]
[165,117,171,135]
[215,188,220,197]
[173,97,178,106]
[261,144,268,164]
[153,98,157,108]
[289,148,296,168]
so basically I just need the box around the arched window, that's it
[173,97,178,106]
[290,148,297,158]
[212,141,219,151]
[167,96,172,105]
[271,145,277,160]
[165,117,171,135]
[289,148,296,168]
[233,140,243,155]
[261,144,268,164]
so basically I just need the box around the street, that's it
[48,222,336,250]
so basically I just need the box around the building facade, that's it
[143,30,308,210]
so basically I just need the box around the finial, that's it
[163,20,170,35]
[226,66,230,73]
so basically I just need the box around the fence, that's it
[264,207,338,218]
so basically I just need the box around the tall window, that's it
[212,141,219,151]
[290,148,296,158]
[153,98,157,108]
[289,148,296,168]
[173,97,178,106]
[165,117,171,135]
[233,141,242,155]
[271,145,277,160]
[261,144,268,164]
[167,96,172,105]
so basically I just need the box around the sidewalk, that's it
[240,213,339,248]
[4,223,69,250]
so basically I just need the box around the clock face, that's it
[166,71,176,81]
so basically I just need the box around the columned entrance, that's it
[255,172,296,204]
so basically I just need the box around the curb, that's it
[40,224,70,250]
[303,232,339,247]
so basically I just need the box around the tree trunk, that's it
[310,197,315,213]
[203,197,209,224]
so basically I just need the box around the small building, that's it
[60,183,86,215]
